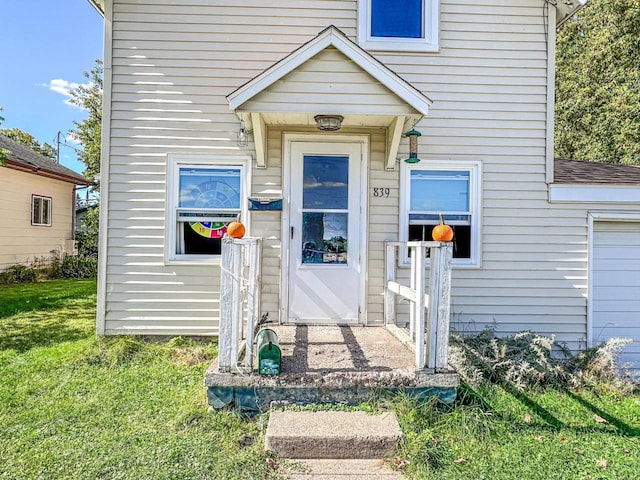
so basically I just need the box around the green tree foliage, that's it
[0,127,57,159]
[555,0,640,165]
[68,59,103,181]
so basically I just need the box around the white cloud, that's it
[43,78,93,107]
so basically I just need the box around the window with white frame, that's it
[358,0,439,52]
[32,195,52,226]
[401,161,481,267]
[165,156,249,263]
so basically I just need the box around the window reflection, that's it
[302,212,348,264]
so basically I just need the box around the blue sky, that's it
[0,0,103,175]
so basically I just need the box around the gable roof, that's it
[227,25,432,116]
[0,134,89,185]
[554,158,640,184]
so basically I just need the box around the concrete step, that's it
[265,410,403,460]
[283,459,404,479]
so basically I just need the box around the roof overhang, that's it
[5,161,91,186]
[555,0,589,27]
[227,26,432,169]
[87,0,105,15]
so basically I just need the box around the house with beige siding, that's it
[90,0,640,368]
[0,135,89,270]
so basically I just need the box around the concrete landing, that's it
[205,325,459,412]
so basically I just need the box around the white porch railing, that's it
[218,236,262,373]
[385,241,453,372]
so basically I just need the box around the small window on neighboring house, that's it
[165,156,250,263]
[358,0,439,52]
[32,195,52,226]
[401,161,481,267]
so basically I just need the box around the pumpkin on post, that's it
[431,213,454,242]
[227,221,246,239]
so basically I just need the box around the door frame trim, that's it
[281,133,370,324]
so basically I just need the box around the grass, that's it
[1,280,639,479]
[393,383,640,479]
[0,280,277,480]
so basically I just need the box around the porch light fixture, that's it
[314,114,344,132]
[403,128,422,163]
[237,120,249,147]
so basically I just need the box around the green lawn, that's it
[1,280,638,479]
[0,280,277,480]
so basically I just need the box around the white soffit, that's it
[226,25,432,116]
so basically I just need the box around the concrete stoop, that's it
[266,411,405,479]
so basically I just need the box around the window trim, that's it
[31,194,52,227]
[357,0,440,52]
[165,154,251,265]
[400,160,482,268]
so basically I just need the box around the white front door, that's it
[287,140,364,324]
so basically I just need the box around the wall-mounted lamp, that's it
[403,128,422,163]
[314,114,344,132]
[237,121,249,147]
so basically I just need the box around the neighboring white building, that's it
[90,1,639,367]
[0,135,89,270]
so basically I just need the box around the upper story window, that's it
[165,155,250,264]
[358,0,439,52]
[32,195,52,226]
[400,161,482,267]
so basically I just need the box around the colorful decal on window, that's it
[183,177,239,239]
[189,221,227,239]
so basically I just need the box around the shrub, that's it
[59,254,98,279]
[0,264,37,284]
[450,327,635,393]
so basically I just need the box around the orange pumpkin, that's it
[227,221,246,239]
[431,213,454,242]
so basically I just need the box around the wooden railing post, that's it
[413,243,427,370]
[384,242,397,325]
[243,239,261,369]
[427,242,453,371]
[218,236,234,372]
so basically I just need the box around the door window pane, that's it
[371,0,423,38]
[302,212,348,264]
[303,155,348,209]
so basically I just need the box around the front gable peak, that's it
[227,25,432,116]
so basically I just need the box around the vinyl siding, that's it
[0,168,76,269]
[102,0,639,347]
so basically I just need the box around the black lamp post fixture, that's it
[404,128,422,163]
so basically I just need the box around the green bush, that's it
[46,253,97,279]
[0,265,37,284]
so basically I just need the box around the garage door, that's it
[591,220,640,371]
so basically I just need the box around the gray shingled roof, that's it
[554,158,640,184]
[0,134,89,184]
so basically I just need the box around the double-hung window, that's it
[32,195,52,226]
[401,161,481,267]
[358,0,439,52]
[165,155,249,263]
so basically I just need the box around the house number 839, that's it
[372,187,390,198]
